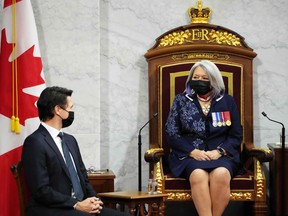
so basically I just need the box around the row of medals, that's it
[199,99,231,127]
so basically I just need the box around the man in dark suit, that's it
[22,86,129,216]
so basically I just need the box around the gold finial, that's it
[188,0,212,24]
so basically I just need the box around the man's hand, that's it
[75,197,103,214]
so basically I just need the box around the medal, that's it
[226,120,231,126]
[212,112,217,127]
[221,112,226,126]
[216,112,222,127]
[223,111,231,126]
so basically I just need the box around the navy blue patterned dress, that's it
[165,92,242,179]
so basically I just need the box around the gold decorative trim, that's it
[158,29,242,48]
[230,192,253,200]
[209,29,241,46]
[171,53,230,61]
[253,147,272,154]
[169,71,189,107]
[166,191,192,200]
[255,159,265,200]
[165,190,254,201]
[154,161,164,193]
[146,148,164,154]
[219,72,233,97]
[164,176,187,181]
[159,30,191,47]
[169,71,233,108]
[232,175,253,181]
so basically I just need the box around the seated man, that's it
[22,86,129,216]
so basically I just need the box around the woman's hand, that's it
[206,150,222,160]
[189,149,211,161]
[189,149,222,161]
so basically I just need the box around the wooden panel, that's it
[88,170,115,193]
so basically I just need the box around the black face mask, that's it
[189,80,212,95]
[60,110,74,128]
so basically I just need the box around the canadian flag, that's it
[0,0,46,215]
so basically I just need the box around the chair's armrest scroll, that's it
[248,148,273,163]
[144,148,164,163]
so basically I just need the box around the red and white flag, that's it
[0,0,46,215]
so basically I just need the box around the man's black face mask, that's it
[60,107,74,128]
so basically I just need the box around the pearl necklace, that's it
[197,94,212,115]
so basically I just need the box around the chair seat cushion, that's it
[230,169,254,190]
[164,169,254,191]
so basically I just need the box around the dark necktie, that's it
[58,132,84,200]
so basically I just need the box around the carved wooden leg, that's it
[158,202,165,216]
[139,204,147,216]
[129,206,137,216]
[151,203,159,216]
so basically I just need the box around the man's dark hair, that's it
[37,86,73,121]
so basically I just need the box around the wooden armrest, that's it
[248,148,273,163]
[144,148,164,163]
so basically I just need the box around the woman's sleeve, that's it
[165,95,196,158]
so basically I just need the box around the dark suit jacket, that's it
[21,124,96,214]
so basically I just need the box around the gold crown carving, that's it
[188,1,212,23]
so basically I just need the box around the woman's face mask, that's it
[189,80,212,95]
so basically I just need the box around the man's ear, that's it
[54,105,62,115]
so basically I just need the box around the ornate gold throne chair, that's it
[144,1,273,215]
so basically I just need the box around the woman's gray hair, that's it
[185,60,225,98]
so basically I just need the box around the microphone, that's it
[262,111,286,215]
[138,113,158,135]
[262,111,285,145]
[261,111,285,128]
[138,112,158,191]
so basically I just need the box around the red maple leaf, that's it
[4,0,23,8]
[0,29,45,126]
